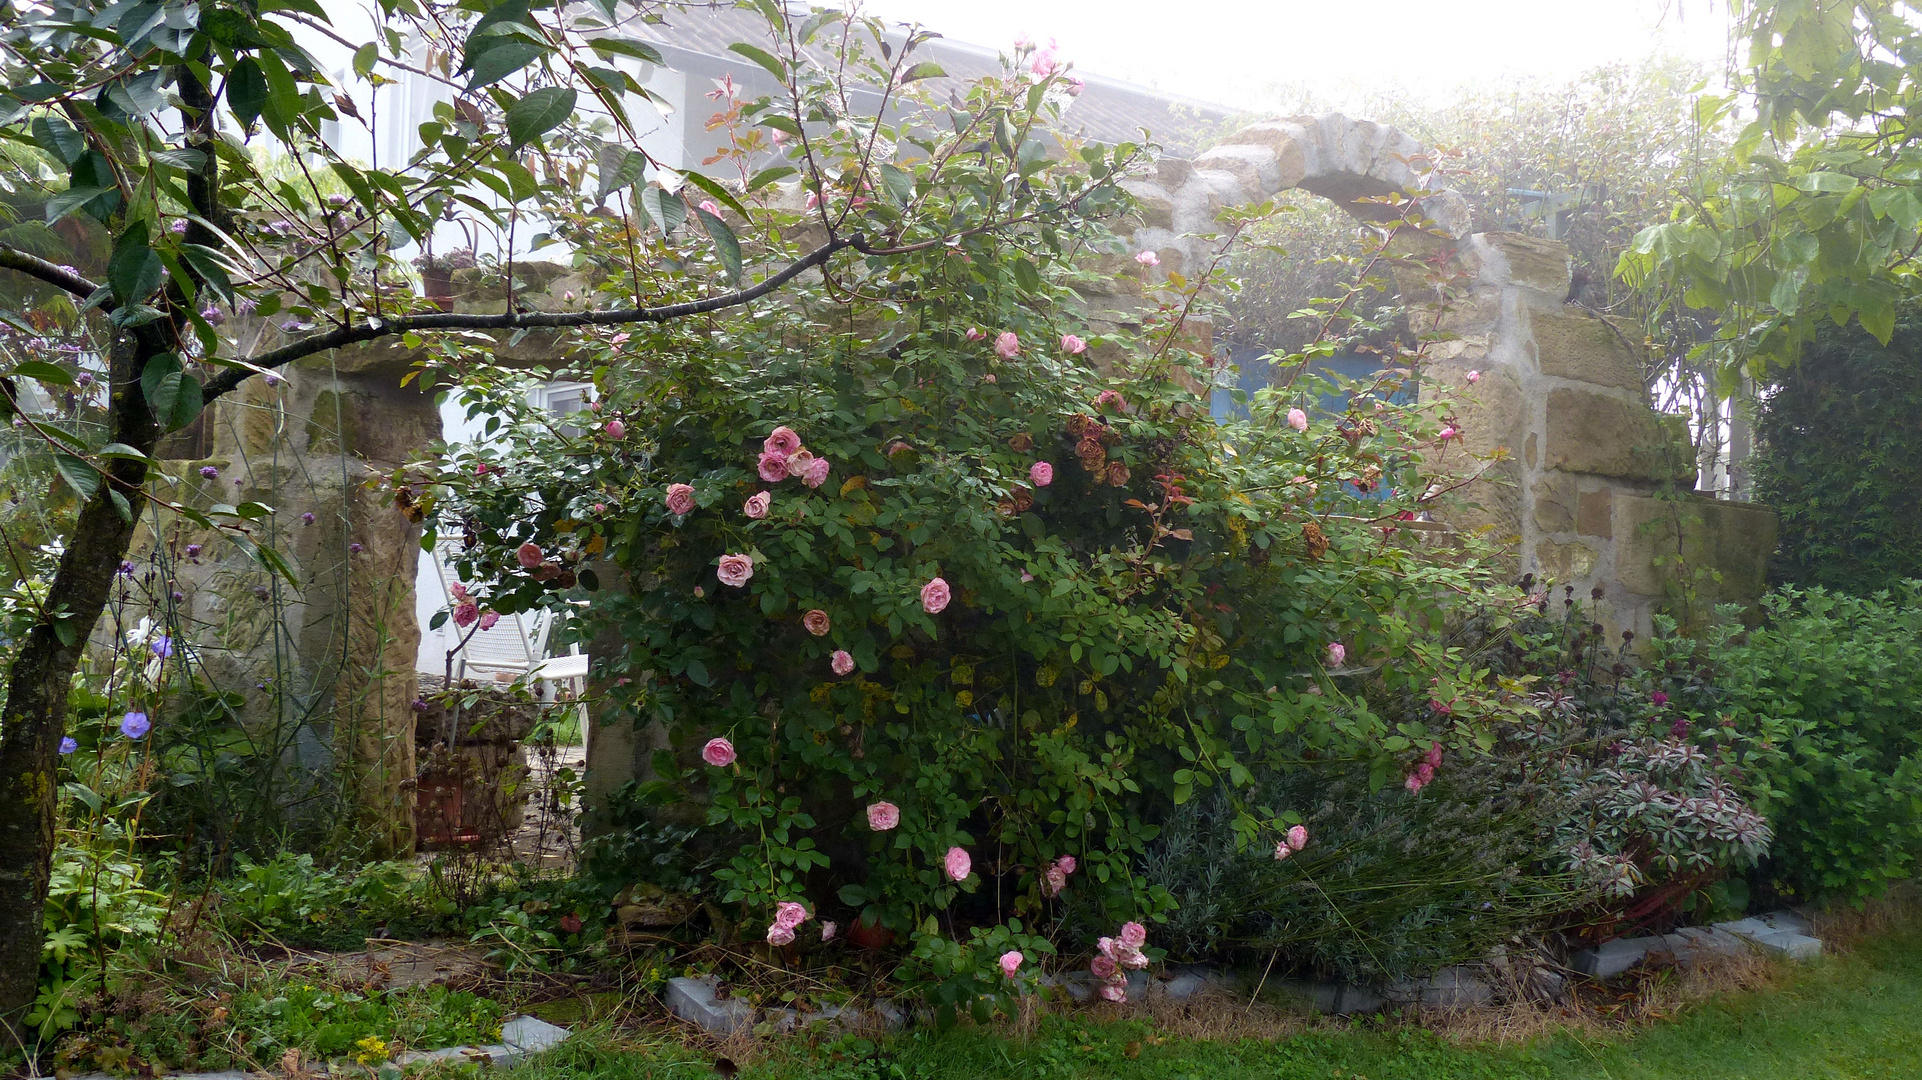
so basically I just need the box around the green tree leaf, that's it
[505,87,576,148]
[108,221,162,306]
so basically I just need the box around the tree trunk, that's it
[0,329,162,1026]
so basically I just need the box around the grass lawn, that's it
[492,927,1922,1080]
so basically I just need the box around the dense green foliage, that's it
[1750,309,1922,592]
[1710,585,1922,903]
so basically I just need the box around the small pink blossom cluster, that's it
[1272,823,1309,861]
[1090,922,1149,1002]
[766,899,811,946]
[757,425,831,488]
[447,583,499,630]
[1043,854,1077,896]
[1405,742,1444,793]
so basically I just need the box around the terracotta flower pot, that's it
[846,918,894,952]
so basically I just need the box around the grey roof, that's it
[633,3,1243,155]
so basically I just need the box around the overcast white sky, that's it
[856,0,1736,108]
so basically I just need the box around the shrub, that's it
[422,190,1520,1002]
[1750,306,1922,592]
[1709,583,1922,902]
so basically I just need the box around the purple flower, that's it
[118,561,134,577]
[301,512,316,525]
[199,466,219,480]
[201,305,225,327]
[75,372,94,387]
[120,711,151,739]
[349,543,363,554]
[264,373,281,387]
[1651,691,1669,707]
[151,635,173,658]
[412,698,430,713]
[170,590,183,603]
[185,544,201,558]
[59,736,77,754]
[235,297,257,316]
[280,320,304,333]
[169,219,189,234]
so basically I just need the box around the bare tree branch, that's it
[0,247,107,308]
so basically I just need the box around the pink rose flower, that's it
[1095,389,1127,412]
[475,463,489,476]
[744,491,771,519]
[994,331,1020,359]
[1099,984,1126,1003]
[1089,954,1118,979]
[965,327,985,341]
[805,191,820,210]
[699,199,721,217]
[717,553,754,587]
[803,609,831,636]
[1288,408,1309,432]
[1417,762,1436,783]
[774,901,808,930]
[1068,76,1084,95]
[999,950,1025,978]
[1030,461,1054,487]
[800,456,830,488]
[765,426,803,456]
[604,419,626,439]
[1045,866,1068,896]
[702,737,736,766]
[516,542,544,568]
[821,921,837,942]
[1287,824,1309,851]
[1060,333,1086,354]
[665,483,695,516]
[1274,841,1292,860]
[1426,743,1444,768]
[1021,571,1034,582]
[784,449,816,479]
[1406,772,1424,793]
[867,802,899,830]
[758,451,790,482]
[478,610,500,631]
[1030,49,1056,76]
[831,649,855,676]
[1465,369,1481,383]
[1056,855,1077,875]
[767,925,795,947]
[1134,250,1159,267]
[1013,33,1031,48]
[1119,921,1147,949]
[944,846,971,882]
[921,576,951,614]
[1327,642,1346,667]
[593,503,607,513]
[1439,426,1458,441]
[453,601,479,628]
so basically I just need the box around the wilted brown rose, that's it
[1301,518,1329,559]
[1010,485,1034,512]
[1008,432,1035,452]
[1105,461,1130,487]
[1076,437,1107,472]
[1064,413,1096,438]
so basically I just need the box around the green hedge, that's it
[1751,309,1922,593]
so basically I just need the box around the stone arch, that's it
[1107,113,1776,644]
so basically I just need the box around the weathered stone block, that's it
[1486,232,1570,298]
[1213,121,1310,190]
[666,976,755,1034]
[1533,310,1644,392]
[1614,494,1778,603]
[1572,935,1663,978]
[1543,388,1693,482]
[1532,473,1577,533]
[1577,486,1614,538]
[1535,537,1597,582]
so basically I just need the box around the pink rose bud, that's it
[999,950,1025,978]
[821,921,837,942]
[867,801,899,830]
[744,491,771,518]
[994,331,1020,359]
[1465,370,1481,383]
[604,419,626,439]
[1060,333,1086,354]
[945,846,972,882]
[702,737,736,767]
[965,327,985,341]
[1134,250,1159,267]
[1288,408,1309,432]
[805,191,821,210]
[1287,824,1309,851]
[1327,642,1346,667]
[699,200,721,216]
[1439,426,1457,441]
[920,576,951,614]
